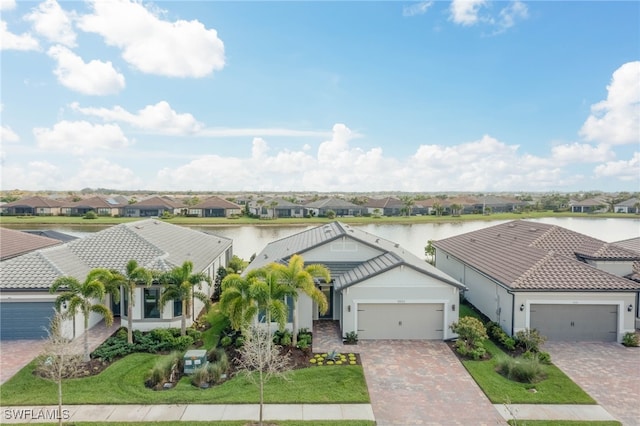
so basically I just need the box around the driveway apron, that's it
[544,342,640,425]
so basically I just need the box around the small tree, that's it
[515,328,546,353]
[236,326,291,426]
[450,317,488,360]
[37,310,83,426]
[424,240,436,266]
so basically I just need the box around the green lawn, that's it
[201,306,230,349]
[0,352,369,405]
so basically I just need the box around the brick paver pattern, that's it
[313,320,506,425]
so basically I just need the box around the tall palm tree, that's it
[450,203,463,217]
[219,273,259,332]
[250,267,296,334]
[269,254,330,346]
[121,259,153,344]
[158,261,211,336]
[50,269,115,362]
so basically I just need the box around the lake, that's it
[6,217,639,261]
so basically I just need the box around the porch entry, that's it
[319,285,333,319]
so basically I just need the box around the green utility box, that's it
[183,349,208,374]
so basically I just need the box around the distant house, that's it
[303,197,366,217]
[433,220,640,343]
[249,197,304,219]
[472,195,527,214]
[363,197,404,216]
[614,198,640,214]
[0,228,64,261]
[123,196,183,217]
[2,196,64,216]
[570,198,608,213]
[190,196,242,218]
[0,219,233,340]
[61,196,126,217]
[245,221,466,340]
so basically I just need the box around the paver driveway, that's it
[545,342,640,426]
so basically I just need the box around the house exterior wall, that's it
[339,266,459,340]
[585,260,634,277]
[513,291,637,342]
[302,238,383,263]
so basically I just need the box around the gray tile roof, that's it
[0,228,62,260]
[192,196,242,209]
[0,219,232,290]
[246,221,465,292]
[303,197,361,209]
[433,220,640,291]
[65,196,126,208]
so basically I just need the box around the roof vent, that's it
[529,228,537,232]
[470,238,476,243]
[375,238,380,243]
[264,254,268,259]
[394,243,399,248]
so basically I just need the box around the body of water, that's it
[5,217,639,261]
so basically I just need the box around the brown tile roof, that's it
[192,196,242,209]
[0,227,61,260]
[132,196,182,208]
[363,197,402,208]
[65,196,126,208]
[433,220,640,291]
[2,196,64,208]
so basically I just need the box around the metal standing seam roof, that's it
[246,221,466,291]
[0,219,232,290]
[433,220,640,291]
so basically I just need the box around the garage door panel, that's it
[530,304,617,342]
[0,302,54,340]
[357,303,444,340]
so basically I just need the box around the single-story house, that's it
[123,196,183,217]
[1,196,64,216]
[0,228,64,261]
[363,197,404,216]
[570,198,608,213]
[0,219,232,340]
[245,221,466,340]
[614,198,640,214]
[190,196,242,217]
[61,196,126,217]
[433,220,640,342]
[249,197,304,219]
[303,197,367,217]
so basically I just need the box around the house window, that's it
[144,288,161,318]
[173,298,183,317]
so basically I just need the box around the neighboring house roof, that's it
[22,230,78,243]
[363,197,402,209]
[615,198,640,207]
[0,219,232,290]
[304,197,361,209]
[246,221,465,292]
[2,196,64,208]
[0,228,62,260]
[251,197,299,208]
[65,196,126,209]
[193,196,242,209]
[129,196,182,208]
[613,237,640,255]
[570,198,606,207]
[433,220,640,291]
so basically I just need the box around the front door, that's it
[319,286,333,319]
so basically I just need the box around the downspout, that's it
[510,290,515,336]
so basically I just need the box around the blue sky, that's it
[1,0,638,192]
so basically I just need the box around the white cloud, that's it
[495,0,528,34]
[0,20,40,51]
[70,158,142,189]
[550,143,614,165]
[47,45,125,95]
[0,0,16,11]
[594,152,640,182]
[449,0,487,26]
[34,120,131,155]
[403,1,434,17]
[25,0,76,47]
[580,61,640,145]
[0,126,20,143]
[0,161,63,190]
[71,101,202,134]
[77,0,225,78]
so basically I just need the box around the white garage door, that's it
[530,304,618,342]
[357,303,444,340]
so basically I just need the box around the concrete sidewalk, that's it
[494,404,617,422]
[1,404,375,424]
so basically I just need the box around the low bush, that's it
[495,354,547,383]
[451,317,488,360]
[344,331,358,344]
[146,351,183,390]
[622,331,639,347]
[92,327,195,361]
[486,321,516,351]
[515,328,546,353]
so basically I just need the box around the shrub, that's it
[515,328,547,353]
[146,352,182,390]
[450,317,488,359]
[622,332,639,347]
[191,365,210,387]
[235,336,245,348]
[536,351,552,364]
[91,337,134,362]
[207,362,224,384]
[83,211,98,219]
[173,335,194,351]
[220,336,232,347]
[344,331,358,344]
[486,321,516,351]
[495,354,547,383]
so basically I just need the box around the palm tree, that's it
[50,269,115,362]
[269,200,279,219]
[450,203,463,217]
[269,254,330,347]
[219,273,259,332]
[250,267,296,334]
[158,261,212,336]
[400,195,414,216]
[121,259,153,344]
